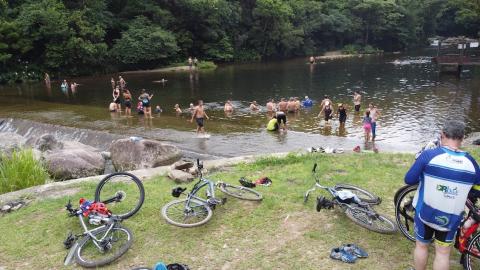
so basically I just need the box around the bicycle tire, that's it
[464,231,480,270]
[161,199,213,228]
[394,185,417,242]
[219,183,263,201]
[345,206,397,234]
[95,172,145,220]
[394,184,417,207]
[334,184,381,205]
[75,225,133,268]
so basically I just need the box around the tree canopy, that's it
[0,0,478,82]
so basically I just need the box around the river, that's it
[0,52,478,158]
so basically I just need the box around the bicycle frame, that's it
[184,177,217,206]
[304,163,374,214]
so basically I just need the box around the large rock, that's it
[0,132,26,155]
[109,138,182,171]
[171,160,194,171]
[43,141,105,180]
[168,169,194,183]
[35,134,63,152]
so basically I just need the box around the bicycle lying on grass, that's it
[304,163,397,234]
[395,184,480,270]
[63,172,145,268]
[162,159,262,227]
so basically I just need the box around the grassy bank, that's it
[1,150,479,269]
[0,149,49,195]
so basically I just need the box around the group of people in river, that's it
[103,74,380,141]
[262,91,379,142]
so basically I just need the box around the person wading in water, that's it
[190,100,210,136]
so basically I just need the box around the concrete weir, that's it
[0,153,289,204]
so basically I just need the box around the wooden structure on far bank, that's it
[432,37,480,74]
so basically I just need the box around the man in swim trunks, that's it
[266,99,276,112]
[405,120,480,270]
[190,100,210,135]
[278,98,288,113]
[353,91,362,112]
[286,98,297,113]
[294,97,301,111]
[224,100,234,113]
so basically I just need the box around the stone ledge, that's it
[0,152,291,204]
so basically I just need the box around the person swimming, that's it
[250,101,259,111]
[287,98,296,113]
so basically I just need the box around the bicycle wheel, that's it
[75,225,133,268]
[219,183,263,201]
[464,231,480,270]
[395,185,417,242]
[95,172,145,220]
[345,206,397,234]
[334,184,381,204]
[161,199,213,228]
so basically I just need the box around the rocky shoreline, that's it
[0,131,182,181]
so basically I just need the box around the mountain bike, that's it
[304,163,397,234]
[394,184,480,269]
[63,172,145,268]
[161,159,262,228]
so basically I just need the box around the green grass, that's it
[0,149,49,194]
[1,150,479,269]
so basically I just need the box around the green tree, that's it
[111,16,178,68]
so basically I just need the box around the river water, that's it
[0,52,478,158]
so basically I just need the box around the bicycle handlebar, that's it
[65,200,80,217]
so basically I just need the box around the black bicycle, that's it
[304,163,397,234]
[162,159,262,227]
[63,172,145,268]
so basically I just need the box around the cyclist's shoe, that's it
[255,177,272,186]
[341,244,368,258]
[153,262,168,270]
[316,196,334,211]
[353,145,361,153]
[167,263,190,270]
[330,247,357,263]
[239,177,256,188]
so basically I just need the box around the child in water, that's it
[362,110,372,142]
[155,105,163,114]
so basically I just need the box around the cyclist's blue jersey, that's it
[405,146,480,231]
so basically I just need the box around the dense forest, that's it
[0,0,479,83]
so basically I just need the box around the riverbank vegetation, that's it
[1,150,479,269]
[1,0,479,83]
[0,149,49,194]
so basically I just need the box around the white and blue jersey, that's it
[405,147,480,232]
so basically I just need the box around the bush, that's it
[362,45,382,54]
[0,149,49,194]
[197,61,217,70]
[342,44,360,55]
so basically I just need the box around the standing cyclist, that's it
[405,120,480,270]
